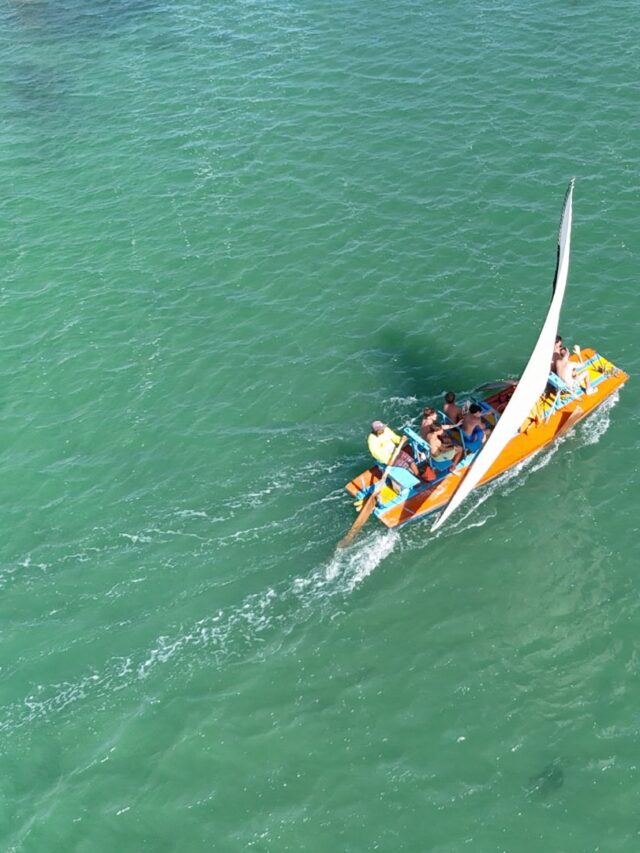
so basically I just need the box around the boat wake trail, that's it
[322,528,398,591]
[574,389,619,446]
[0,530,399,736]
[142,528,398,672]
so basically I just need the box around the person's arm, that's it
[387,428,402,446]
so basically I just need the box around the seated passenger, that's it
[460,404,490,452]
[551,334,563,368]
[421,406,459,444]
[551,342,565,376]
[443,391,463,424]
[367,420,421,478]
[420,407,439,439]
[554,347,593,395]
[425,425,463,471]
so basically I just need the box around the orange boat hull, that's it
[345,349,628,529]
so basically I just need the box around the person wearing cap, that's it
[367,421,420,476]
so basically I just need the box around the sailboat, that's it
[342,181,628,535]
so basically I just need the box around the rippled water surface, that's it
[1,0,638,850]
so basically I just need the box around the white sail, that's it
[431,179,575,531]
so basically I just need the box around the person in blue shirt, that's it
[460,404,491,453]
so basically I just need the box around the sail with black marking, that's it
[431,179,575,531]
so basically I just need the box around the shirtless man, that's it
[554,347,593,395]
[425,425,463,471]
[443,391,463,424]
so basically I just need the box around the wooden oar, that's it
[336,438,407,549]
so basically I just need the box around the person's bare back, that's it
[443,392,462,423]
[426,426,463,469]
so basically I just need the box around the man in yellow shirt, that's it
[367,421,420,476]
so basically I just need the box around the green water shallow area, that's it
[1,0,639,850]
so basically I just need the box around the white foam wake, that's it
[1,529,399,734]
[322,528,399,591]
[574,389,619,446]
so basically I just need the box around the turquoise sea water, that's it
[1,0,638,849]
